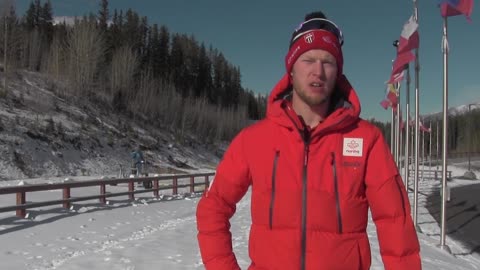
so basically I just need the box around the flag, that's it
[397,16,420,53]
[398,31,420,53]
[439,0,474,20]
[420,120,432,132]
[386,83,398,107]
[387,70,405,84]
[392,51,415,75]
[380,99,390,110]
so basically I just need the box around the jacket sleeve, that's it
[364,129,422,270]
[196,130,251,270]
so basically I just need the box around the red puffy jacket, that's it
[196,74,421,270]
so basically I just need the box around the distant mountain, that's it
[53,16,77,26]
[53,16,113,26]
[423,100,480,121]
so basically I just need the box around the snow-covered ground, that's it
[0,163,479,269]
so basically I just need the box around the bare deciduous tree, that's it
[66,20,105,96]
[46,34,67,80]
[1,0,14,92]
[110,45,138,96]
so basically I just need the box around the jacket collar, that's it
[266,73,361,136]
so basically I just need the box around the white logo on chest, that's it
[343,138,363,157]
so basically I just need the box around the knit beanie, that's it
[285,11,344,77]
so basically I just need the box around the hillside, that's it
[0,70,223,181]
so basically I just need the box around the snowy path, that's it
[0,183,480,269]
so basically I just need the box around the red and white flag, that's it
[392,51,415,75]
[387,70,405,84]
[397,16,420,54]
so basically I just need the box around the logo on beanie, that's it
[304,33,314,44]
[322,35,339,51]
[322,35,333,44]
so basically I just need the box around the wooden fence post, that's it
[173,176,178,195]
[190,176,195,193]
[63,187,71,209]
[100,184,106,204]
[153,180,159,198]
[16,192,26,218]
[128,181,134,200]
[205,175,210,190]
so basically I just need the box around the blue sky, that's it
[15,0,480,122]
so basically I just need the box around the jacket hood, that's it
[266,73,362,134]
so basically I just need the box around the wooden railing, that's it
[408,169,452,180]
[0,172,215,218]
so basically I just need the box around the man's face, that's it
[291,49,338,107]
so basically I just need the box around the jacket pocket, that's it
[331,152,343,234]
[269,151,279,230]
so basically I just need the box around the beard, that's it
[294,87,331,107]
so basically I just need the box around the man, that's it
[131,147,144,177]
[196,11,421,270]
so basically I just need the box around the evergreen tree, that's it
[148,23,160,76]
[40,0,53,42]
[170,34,186,95]
[123,9,140,52]
[138,16,149,68]
[33,0,41,27]
[24,1,36,30]
[98,0,109,32]
[195,43,212,98]
[109,9,123,51]
[158,25,169,77]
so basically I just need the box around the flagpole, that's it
[392,42,401,168]
[439,15,451,254]
[437,119,440,171]
[404,64,411,190]
[412,0,421,231]
[390,58,396,155]
[429,122,432,168]
[391,110,395,154]
[396,86,401,168]
[399,110,403,171]
[422,128,425,175]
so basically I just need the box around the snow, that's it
[0,164,479,269]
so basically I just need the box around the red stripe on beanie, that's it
[285,30,343,76]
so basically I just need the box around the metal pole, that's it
[396,86,401,168]
[391,109,395,154]
[404,65,411,190]
[439,16,451,253]
[429,122,432,168]
[413,0,420,229]
[468,104,472,172]
[399,113,403,173]
[411,123,415,175]
[422,128,425,167]
[437,119,440,171]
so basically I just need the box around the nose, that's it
[312,60,325,77]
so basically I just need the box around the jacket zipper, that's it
[300,132,310,270]
[331,152,343,234]
[269,151,279,230]
[281,104,315,270]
